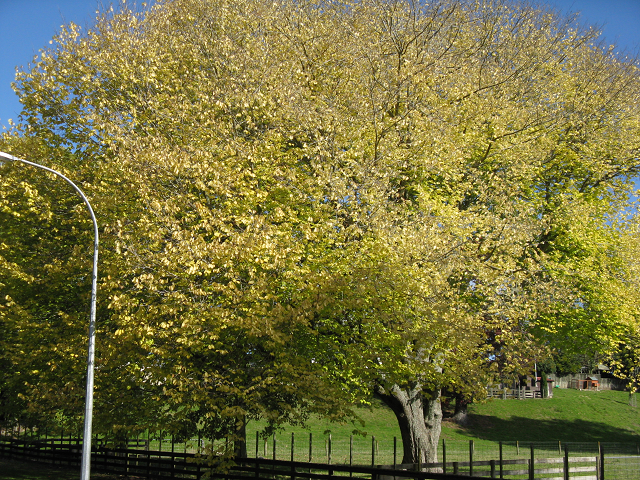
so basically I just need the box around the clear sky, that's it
[0,0,103,129]
[0,0,639,130]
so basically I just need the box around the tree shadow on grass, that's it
[461,415,640,443]
[0,458,136,480]
[0,458,78,480]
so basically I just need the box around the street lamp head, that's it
[0,150,19,166]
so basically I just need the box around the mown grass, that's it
[444,388,640,443]
[245,388,640,463]
[247,388,640,444]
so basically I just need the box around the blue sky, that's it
[0,0,639,130]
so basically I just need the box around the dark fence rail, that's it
[0,436,491,480]
[1,431,620,480]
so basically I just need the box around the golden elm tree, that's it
[1,0,639,463]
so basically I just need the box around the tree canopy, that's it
[1,0,639,462]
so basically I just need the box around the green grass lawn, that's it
[444,388,640,443]
[246,388,640,446]
[2,388,639,478]
[244,388,640,463]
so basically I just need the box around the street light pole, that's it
[0,151,98,480]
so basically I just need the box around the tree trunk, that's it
[234,416,247,458]
[375,383,442,464]
[451,393,469,426]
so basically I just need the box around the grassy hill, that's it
[245,388,640,463]
[249,388,640,445]
[443,388,640,443]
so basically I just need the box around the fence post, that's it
[371,436,376,466]
[136,431,142,465]
[287,435,296,480]
[529,443,536,480]
[499,441,503,479]
[350,435,353,467]
[273,434,276,461]
[148,431,152,478]
[125,433,131,477]
[171,434,176,480]
[328,434,334,478]
[490,459,496,478]
[469,440,474,477]
[15,424,20,461]
[442,438,446,474]
[309,433,312,463]
[256,432,259,458]
[564,445,569,480]
[393,437,397,469]
[11,425,16,460]
[349,435,353,477]
[291,432,295,462]
[599,443,604,480]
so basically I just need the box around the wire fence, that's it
[2,423,640,479]
[253,433,640,479]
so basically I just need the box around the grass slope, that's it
[444,388,640,443]
[246,388,640,446]
[242,388,640,464]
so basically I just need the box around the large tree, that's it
[2,0,639,464]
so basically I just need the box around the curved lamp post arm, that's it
[0,151,98,480]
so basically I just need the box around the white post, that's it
[0,151,98,480]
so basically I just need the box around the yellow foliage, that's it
[1,0,639,453]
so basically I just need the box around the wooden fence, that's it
[487,387,541,399]
[0,431,609,479]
